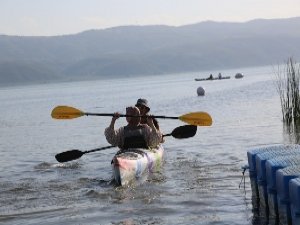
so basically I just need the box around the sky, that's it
[1,0,299,36]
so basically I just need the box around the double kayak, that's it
[111,145,164,186]
[195,76,231,81]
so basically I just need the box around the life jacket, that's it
[123,125,148,149]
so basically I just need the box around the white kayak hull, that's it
[112,145,164,186]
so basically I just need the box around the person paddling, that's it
[104,106,162,149]
[135,98,160,130]
[135,98,165,143]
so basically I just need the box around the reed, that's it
[275,58,300,131]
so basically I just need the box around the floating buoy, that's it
[197,86,205,96]
[235,73,244,79]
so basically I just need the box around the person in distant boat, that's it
[208,74,213,80]
[104,106,162,149]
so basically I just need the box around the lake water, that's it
[0,66,292,225]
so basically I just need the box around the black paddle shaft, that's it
[85,146,115,153]
[55,146,115,162]
[85,112,178,119]
[55,125,197,163]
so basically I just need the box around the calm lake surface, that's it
[0,66,291,224]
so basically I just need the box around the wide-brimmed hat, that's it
[135,98,150,111]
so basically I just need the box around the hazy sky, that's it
[1,0,299,36]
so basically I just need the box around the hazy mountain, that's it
[1,17,300,86]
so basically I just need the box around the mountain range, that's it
[1,17,300,86]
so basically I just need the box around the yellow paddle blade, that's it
[179,112,212,126]
[51,106,85,119]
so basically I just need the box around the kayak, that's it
[111,145,164,186]
[194,76,231,81]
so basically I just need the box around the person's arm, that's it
[144,116,162,147]
[104,113,123,147]
[152,118,160,130]
[146,115,157,130]
[147,116,165,143]
[109,112,119,129]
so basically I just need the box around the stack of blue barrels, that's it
[247,144,300,225]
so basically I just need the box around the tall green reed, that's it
[275,58,300,143]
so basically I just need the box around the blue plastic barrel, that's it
[276,166,300,225]
[256,150,300,208]
[247,144,286,179]
[289,178,300,225]
[266,155,300,217]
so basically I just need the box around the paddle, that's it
[55,125,197,163]
[51,105,212,126]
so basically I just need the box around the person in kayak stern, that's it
[104,106,162,149]
[135,98,160,130]
[135,98,165,143]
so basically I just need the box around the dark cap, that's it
[135,98,150,110]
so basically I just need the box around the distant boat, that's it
[235,73,244,79]
[195,76,231,81]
